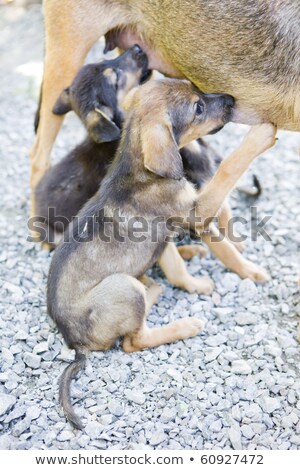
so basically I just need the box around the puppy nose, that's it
[223,95,235,108]
[132,44,144,57]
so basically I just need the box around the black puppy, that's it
[35,45,150,247]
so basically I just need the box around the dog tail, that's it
[238,174,262,197]
[59,350,86,430]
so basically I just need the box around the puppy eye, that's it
[195,101,204,115]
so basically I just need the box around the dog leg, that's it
[30,0,122,216]
[218,200,245,252]
[177,244,208,260]
[201,223,270,282]
[195,124,277,230]
[158,242,214,295]
[120,272,204,352]
[123,317,204,352]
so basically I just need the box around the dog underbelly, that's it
[105,28,183,77]
[111,0,299,130]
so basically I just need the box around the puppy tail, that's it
[59,350,86,430]
[237,174,262,197]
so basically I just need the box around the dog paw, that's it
[177,244,208,260]
[185,275,214,295]
[180,317,205,338]
[239,261,270,283]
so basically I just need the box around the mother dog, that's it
[31,0,299,215]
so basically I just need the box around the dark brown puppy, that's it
[35,46,150,247]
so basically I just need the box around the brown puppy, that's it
[30,0,298,218]
[34,46,150,247]
[47,79,276,429]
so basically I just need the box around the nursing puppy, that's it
[47,79,238,429]
[35,45,151,248]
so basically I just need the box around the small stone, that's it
[264,344,281,357]
[228,426,242,450]
[85,421,102,439]
[33,342,49,354]
[214,307,233,323]
[167,368,182,382]
[205,334,227,347]
[160,407,177,423]
[204,347,223,362]
[238,279,257,300]
[124,389,145,405]
[26,405,41,421]
[15,330,28,341]
[23,352,41,369]
[149,432,168,446]
[4,405,27,424]
[235,312,256,325]
[209,419,222,433]
[12,417,31,437]
[2,347,14,366]
[231,360,252,375]
[2,281,23,298]
[99,414,113,426]
[57,430,74,442]
[0,435,11,450]
[108,400,124,417]
[241,424,255,439]
[259,396,281,413]
[190,301,203,314]
[222,273,240,292]
[0,393,16,416]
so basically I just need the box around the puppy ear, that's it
[52,88,72,115]
[142,123,183,180]
[86,108,121,143]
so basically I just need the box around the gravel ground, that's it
[0,3,300,450]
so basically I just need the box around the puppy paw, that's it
[179,317,205,339]
[177,244,208,260]
[239,261,270,283]
[185,275,214,295]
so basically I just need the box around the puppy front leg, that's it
[201,224,269,282]
[158,242,214,295]
[195,124,277,230]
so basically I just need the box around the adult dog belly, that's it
[105,0,300,130]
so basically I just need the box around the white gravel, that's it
[0,3,299,450]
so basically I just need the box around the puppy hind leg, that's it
[158,242,214,295]
[123,317,204,353]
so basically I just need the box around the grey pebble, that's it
[238,279,257,300]
[26,405,41,421]
[231,360,252,375]
[259,396,281,413]
[228,426,242,450]
[23,352,41,369]
[0,394,16,416]
[124,389,145,405]
[108,401,124,417]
